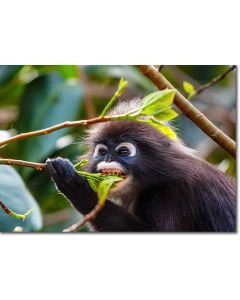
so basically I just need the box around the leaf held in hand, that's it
[75,159,89,171]
[97,176,122,205]
[74,160,124,205]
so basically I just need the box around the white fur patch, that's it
[115,142,137,157]
[108,99,141,116]
[97,161,125,173]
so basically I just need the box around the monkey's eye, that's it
[115,143,136,157]
[98,148,107,156]
[93,144,108,158]
[117,146,129,156]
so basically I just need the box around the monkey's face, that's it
[88,140,142,199]
[85,120,171,191]
[91,141,137,176]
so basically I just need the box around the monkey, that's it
[46,100,236,232]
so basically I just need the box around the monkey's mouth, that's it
[100,168,126,177]
[97,161,127,177]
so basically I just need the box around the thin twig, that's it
[0,158,46,170]
[63,203,103,232]
[0,200,12,215]
[0,114,130,169]
[158,65,164,72]
[194,65,236,97]
[0,116,113,149]
[138,65,236,158]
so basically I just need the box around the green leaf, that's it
[17,73,84,178]
[101,78,128,117]
[154,108,178,121]
[144,118,177,140]
[183,81,195,94]
[141,90,175,115]
[0,165,42,232]
[74,160,123,205]
[97,176,122,205]
[97,178,114,205]
[87,177,100,192]
[74,159,89,171]
[116,78,128,96]
[9,208,33,221]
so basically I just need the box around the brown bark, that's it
[138,65,236,158]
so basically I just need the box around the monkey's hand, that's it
[46,157,151,232]
[46,157,98,215]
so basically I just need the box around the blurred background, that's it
[0,65,236,232]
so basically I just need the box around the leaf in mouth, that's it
[73,160,124,223]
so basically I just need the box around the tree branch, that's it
[0,116,113,148]
[0,158,46,170]
[194,65,236,97]
[137,65,236,158]
[0,114,131,169]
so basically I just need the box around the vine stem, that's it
[138,65,236,158]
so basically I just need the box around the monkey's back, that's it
[135,157,236,232]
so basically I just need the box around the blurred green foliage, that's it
[0,65,236,232]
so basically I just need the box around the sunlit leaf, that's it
[117,78,128,96]
[154,108,178,121]
[74,159,89,171]
[75,161,123,205]
[144,118,177,140]
[97,177,121,205]
[141,90,175,115]
[101,78,128,116]
[10,207,33,221]
[183,81,195,94]
[87,177,100,192]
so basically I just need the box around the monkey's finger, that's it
[46,158,61,181]
[46,157,74,182]
[46,157,87,187]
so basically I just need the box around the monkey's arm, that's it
[46,158,151,232]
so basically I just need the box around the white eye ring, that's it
[93,144,108,157]
[115,142,136,157]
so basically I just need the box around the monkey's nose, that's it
[106,154,112,162]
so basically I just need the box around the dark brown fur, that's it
[47,118,236,232]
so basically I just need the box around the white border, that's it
[0,1,239,300]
